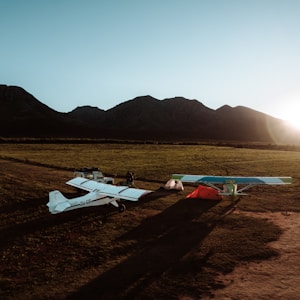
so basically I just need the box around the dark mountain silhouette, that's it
[69,105,105,123]
[0,85,94,137]
[1,84,299,144]
[95,96,217,140]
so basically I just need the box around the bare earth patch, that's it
[204,210,300,300]
[1,155,299,299]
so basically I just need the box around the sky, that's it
[1,0,300,126]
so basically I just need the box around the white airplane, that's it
[47,177,152,214]
[171,174,292,198]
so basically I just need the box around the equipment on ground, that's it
[73,167,114,184]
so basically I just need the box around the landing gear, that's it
[118,203,126,213]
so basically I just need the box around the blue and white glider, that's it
[171,174,292,197]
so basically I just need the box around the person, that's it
[126,171,134,186]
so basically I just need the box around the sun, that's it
[277,95,300,130]
[285,110,300,130]
[281,103,300,130]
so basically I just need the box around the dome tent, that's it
[164,179,184,191]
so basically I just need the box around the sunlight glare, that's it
[278,93,300,130]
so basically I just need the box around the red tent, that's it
[186,185,222,200]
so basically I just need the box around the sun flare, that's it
[285,107,300,129]
[277,95,300,130]
[286,112,300,130]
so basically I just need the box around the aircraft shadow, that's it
[66,197,221,299]
[0,193,116,250]
[0,188,172,250]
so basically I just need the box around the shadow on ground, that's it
[66,191,221,299]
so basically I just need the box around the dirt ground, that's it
[204,210,300,300]
[1,158,299,299]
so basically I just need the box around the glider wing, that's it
[172,174,292,185]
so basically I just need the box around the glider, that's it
[171,174,292,199]
[47,177,152,214]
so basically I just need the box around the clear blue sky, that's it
[1,0,300,123]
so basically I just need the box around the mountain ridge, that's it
[1,85,299,144]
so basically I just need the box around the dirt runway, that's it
[204,211,300,300]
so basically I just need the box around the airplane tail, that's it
[47,190,71,214]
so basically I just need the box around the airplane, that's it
[171,174,292,199]
[47,177,152,214]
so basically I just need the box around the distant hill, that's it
[0,85,92,137]
[1,84,299,144]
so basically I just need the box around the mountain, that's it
[1,84,299,144]
[90,96,218,140]
[0,85,94,137]
[68,105,105,123]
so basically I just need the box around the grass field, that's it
[1,143,300,179]
[1,143,299,299]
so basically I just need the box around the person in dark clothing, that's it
[126,171,135,186]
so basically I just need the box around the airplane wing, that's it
[171,174,292,185]
[66,177,152,201]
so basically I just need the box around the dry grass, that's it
[0,143,299,299]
